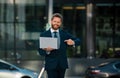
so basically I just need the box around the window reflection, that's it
[0,0,46,60]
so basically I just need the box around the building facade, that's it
[0,0,120,62]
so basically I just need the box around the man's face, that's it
[51,17,62,30]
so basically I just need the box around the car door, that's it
[0,70,18,78]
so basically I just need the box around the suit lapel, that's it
[59,30,64,42]
[46,29,52,37]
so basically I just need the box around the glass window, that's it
[0,62,10,69]
[53,3,86,58]
[0,0,46,60]
[96,4,120,58]
[115,63,120,69]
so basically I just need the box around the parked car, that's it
[0,59,38,78]
[85,60,120,78]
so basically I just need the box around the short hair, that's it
[51,13,63,22]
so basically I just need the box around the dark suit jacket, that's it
[38,29,80,70]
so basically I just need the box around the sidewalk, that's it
[18,58,119,78]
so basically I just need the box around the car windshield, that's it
[0,61,24,70]
[98,61,120,67]
[98,62,110,67]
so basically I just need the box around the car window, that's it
[98,62,109,67]
[0,62,11,70]
[114,63,120,69]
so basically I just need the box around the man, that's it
[38,13,80,78]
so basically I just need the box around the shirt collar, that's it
[50,28,59,33]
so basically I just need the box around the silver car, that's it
[0,59,38,78]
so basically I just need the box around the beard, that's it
[51,24,60,30]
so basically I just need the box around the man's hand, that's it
[64,39,75,46]
[42,47,54,52]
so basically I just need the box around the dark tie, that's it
[53,31,60,48]
[53,32,57,38]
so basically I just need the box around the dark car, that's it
[85,60,120,78]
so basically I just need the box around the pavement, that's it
[17,58,120,78]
